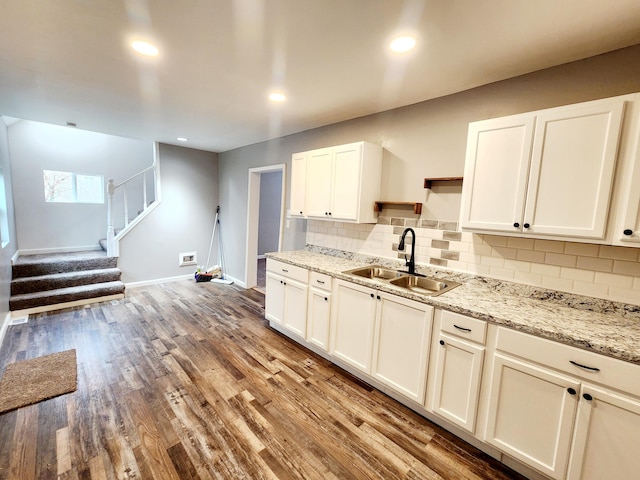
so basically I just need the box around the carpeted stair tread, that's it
[10,281,125,311]
[12,251,117,278]
[11,268,122,295]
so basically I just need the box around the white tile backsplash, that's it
[306,219,640,305]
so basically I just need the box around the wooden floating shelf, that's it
[374,201,422,215]
[423,177,464,189]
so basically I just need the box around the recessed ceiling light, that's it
[269,92,286,102]
[131,40,159,56]
[176,137,188,142]
[390,35,417,53]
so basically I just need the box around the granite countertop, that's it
[266,247,640,365]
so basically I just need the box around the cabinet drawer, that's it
[496,327,640,398]
[440,309,487,344]
[266,259,308,284]
[309,271,332,291]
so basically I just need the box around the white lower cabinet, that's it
[483,326,640,480]
[428,310,487,434]
[371,292,433,403]
[265,271,285,324]
[330,280,378,373]
[265,260,308,337]
[566,384,640,480]
[330,279,433,400]
[430,334,485,433]
[306,272,332,351]
[266,263,640,480]
[484,353,580,480]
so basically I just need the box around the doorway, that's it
[245,164,286,290]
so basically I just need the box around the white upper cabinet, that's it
[524,99,624,238]
[461,97,626,241]
[305,147,333,218]
[289,151,307,217]
[460,113,535,232]
[615,146,640,245]
[610,93,640,247]
[294,141,382,223]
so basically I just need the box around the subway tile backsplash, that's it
[305,218,640,306]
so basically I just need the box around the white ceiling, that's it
[1,1,640,153]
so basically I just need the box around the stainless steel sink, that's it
[343,265,404,280]
[388,275,460,296]
[343,265,461,297]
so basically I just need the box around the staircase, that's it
[10,251,125,313]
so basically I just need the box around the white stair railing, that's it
[106,163,157,257]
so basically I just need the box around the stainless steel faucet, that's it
[398,227,416,275]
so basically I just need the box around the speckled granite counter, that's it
[266,247,640,365]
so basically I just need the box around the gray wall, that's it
[218,44,640,284]
[118,144,218,283]
[258,171,282,255]
[8,120,154,251]
[0,119,17,323]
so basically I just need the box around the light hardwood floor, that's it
[0,280,526,479]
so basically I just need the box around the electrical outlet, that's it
[179,251,197,267]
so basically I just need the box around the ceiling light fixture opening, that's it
[269,92,286,102]
[390,35,417,53]
[131,40,159,56]
[176,137,188,142]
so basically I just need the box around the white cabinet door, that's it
[305,147,333,219]
[282,278,308,338]
[615,124,640,245]
[524,99,625,238]
[307,287,331,351]
[265,271,285,324]
[617,158,640,245]
[484,353,579,480]
[330,280,377,374]
[460,113,534,232]
[290,152,306,217]
[371,293,433,403]
[330,142,363,221]
[567,384,640,480]
[430,333,485,434]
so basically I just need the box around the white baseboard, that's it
[224,274,245,288]
[16,245,102,257]
[0,311,11,349]
[126,273,245,289]
[125,273,194,288]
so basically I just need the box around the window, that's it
[43,170,104,204]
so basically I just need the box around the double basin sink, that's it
[342,266,460,297]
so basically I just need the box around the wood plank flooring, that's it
[0,280,526,479]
